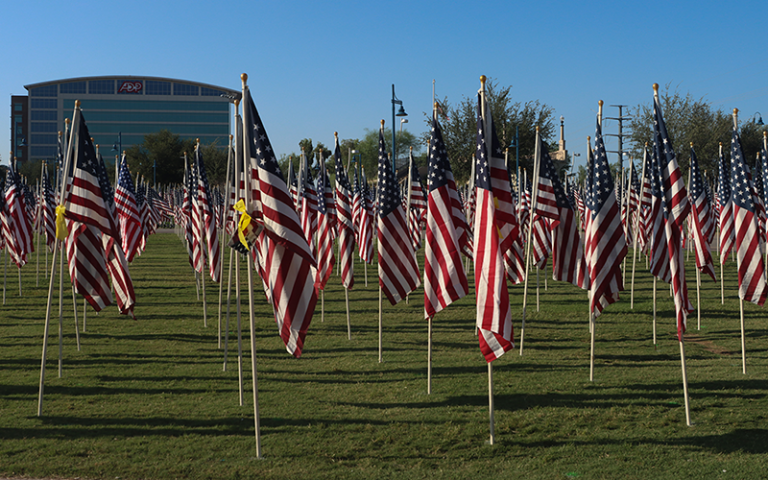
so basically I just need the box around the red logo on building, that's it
[118,81,143,94]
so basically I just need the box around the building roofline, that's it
[23,75,241,100]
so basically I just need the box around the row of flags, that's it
[14,81,767,369]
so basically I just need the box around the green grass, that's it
[2,233,768,479]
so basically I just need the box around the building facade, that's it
[17,76,239,164]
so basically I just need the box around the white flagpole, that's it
[487,362,495,445]
[679,335,692,426]
[427,316,433,394]
[234,112,245,405]
[39,102,79,416]
[378,285,383,363]
[241,74,261,459]
[194,148,208,329]
[36,176,41,287]
[520,133,541,356]
[218,133,234,349]
[631,144,648,309]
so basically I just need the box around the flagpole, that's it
[427,316,433,394]
[242,74,261,459]
[345,288,351,340]
[218,133,234,349]
[719,142,725,304]
[195,141,208,328]
[378,285,383,363]
[631,145,648,309]
[520,127,542,356]
[731,107,749,375]
[487,361,495,445]
[621,166,627,286]
[679,335,692,426]
[234,110,244,405]
[39,101,80,416]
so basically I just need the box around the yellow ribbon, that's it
[232,199,252,251]
[55,205,68,240]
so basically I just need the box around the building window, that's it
[31,110,57,121]
[31,146,57,157]
[14,115,22,123]
[14,104,23,111]
[173,83,199,96]
[30,85,57,97]
[201,87,224,97]
[89,79,115,94]
[31,98,57,109]
[31,122,57,133]
[60,81,87,94]
[31,134,58,145]
[146,81,171,95]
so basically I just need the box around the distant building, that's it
[15,76,239,165]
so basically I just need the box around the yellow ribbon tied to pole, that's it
[232,199,252,251]
[55,205,68,240]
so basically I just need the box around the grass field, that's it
[1,232,768,479]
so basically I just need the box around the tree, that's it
[425,78,556,184]
[356,127,423,181]
[628,85,768,174]
[125,130,195,186]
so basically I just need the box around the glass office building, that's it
[19,76,239,163]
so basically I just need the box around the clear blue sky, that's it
[3,0,768,171]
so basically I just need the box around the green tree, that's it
[628,85,768,173]
[125,130,195,185]
[426,78,556,184]
[356,127,423,181]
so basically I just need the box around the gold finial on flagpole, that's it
[196,138,200,144]
[410,146,413,152]
[690,142,694,147]
[653,83,659,92]
[334,132,338,140]
[65,118,70,125]
[241,73,248,87]
[75,100,80,108]
[480,75,486,88]
[381,119,385,128]
[733,108,739,129]
[229,134,233,140]
[234,98,239,108]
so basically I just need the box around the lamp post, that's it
[391,84,408,173]
[753,112,764,125]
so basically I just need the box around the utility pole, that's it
[604,104,631,171]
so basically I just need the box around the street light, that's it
[753,112,764,125]
[391,84,407,173]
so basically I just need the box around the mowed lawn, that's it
[1,233,768,479]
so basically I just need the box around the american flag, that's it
[535,140,588,289]
[424,114,469,319]
[115,154,142,262]
[243,86,317,357]
[287,156,299,210]
[41,164,56,252]
[352,167,362,242]
[64,111,114,311]
[718,145,735,264]
[638,146,654,252]
[182,159,200,269]
[377,125,420,305]
[95,154,136,318]
[315,158,335,291]
[647,145,671,283]
[334,135,355,290]
[652,93,693,340]
[4,166,34,268]
[64,114,117,239]
[730,124,767,306]
[584,119,627,316]
[474,96,513,362]
[195,145,221,282]
[689,145,716,281]
[298,151,317,254]
[407,149,427,251]
[358,167,374,264]
[530,214,551,269]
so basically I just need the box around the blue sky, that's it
[3,0,768,171]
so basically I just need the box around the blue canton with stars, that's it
[244,89,284,182]
[587,118,616,217]
[539,141,571,209]
[730,128,757,212]
[475,96,491,192]
[377,127,400,217]
[428,116,454,192]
